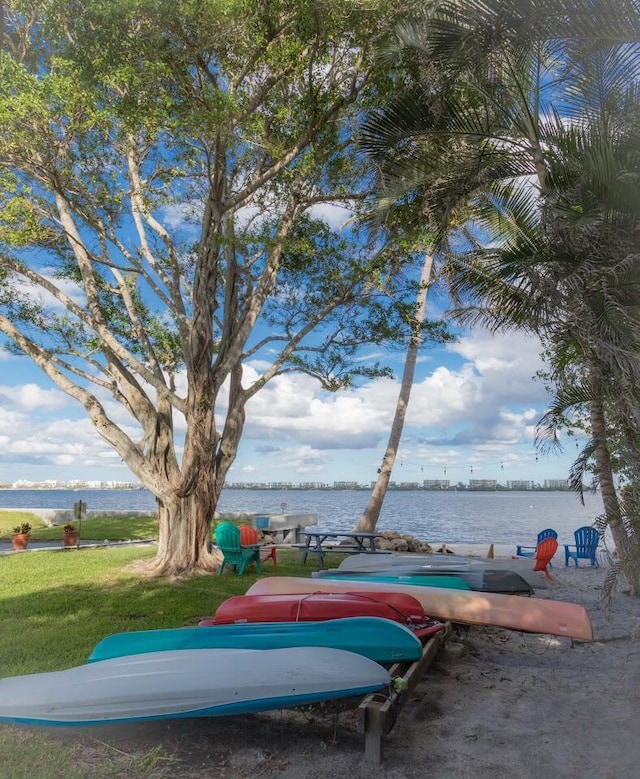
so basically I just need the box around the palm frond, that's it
[568,438,598,501]
[535,381,592,451]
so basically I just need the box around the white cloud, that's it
[306,202,354,230]
[0,323,577,484]
[0,383,70,412]
[161,201,203,232]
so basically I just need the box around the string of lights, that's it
[393,438,583,476]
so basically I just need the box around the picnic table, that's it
[294,530,387,570]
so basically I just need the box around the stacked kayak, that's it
[204,592,445,641]
[246,577,593,641]
[88,617,425,664]
[3,547,590,730]
[0,647,391,727]
[311,567,534,595]
[0,589,445,727]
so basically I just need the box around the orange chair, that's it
[239,524,277,570]
[214,522,261,576]
[533,537,558,579]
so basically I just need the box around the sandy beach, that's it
[34,544,636,779]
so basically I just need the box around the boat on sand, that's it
[335,553,549,589]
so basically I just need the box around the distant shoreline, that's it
[0,485,577,492]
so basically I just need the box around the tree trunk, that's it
[354,251,434,533]
[140,481,220,577]
[588,367,637,594]
[133,369,248,576]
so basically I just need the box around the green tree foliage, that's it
[354,0,640,586]
[0,0,449,576]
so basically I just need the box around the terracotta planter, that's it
[11,533,30,551]
[63,532,79,547]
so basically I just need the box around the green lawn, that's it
[0,510,258,543]
[0,511,159,542]
[0,518,337,777]
[0,543,320,677]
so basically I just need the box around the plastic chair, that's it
[516,528,558,558]
[564,526,600,567]
[214,521,261,576]
[239,524,277,570]
[532,537,558,579]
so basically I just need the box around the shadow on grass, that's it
[1,546,353,778]
[0,545,313,676]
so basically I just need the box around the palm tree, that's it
[353,249,433,532]
[446,64,640,586]
[358,0,640,578]
[354,119,508,533]
[354,14,530,532]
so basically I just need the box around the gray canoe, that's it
[335,553,549,589]
[311,567,535,594]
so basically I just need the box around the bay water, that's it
[0,488,604,547]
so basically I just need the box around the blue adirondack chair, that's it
[516,528,558,558]
[214,521,262,576]
[564,526,600,567]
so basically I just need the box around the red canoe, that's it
[200,592,445,641]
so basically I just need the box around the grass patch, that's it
[0,512,159,542]
[0,511,48,537]
[1,526,334,777]
[1,544,317,676]
[0,512,258,542]
[0,727,178,778]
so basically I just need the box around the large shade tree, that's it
[359,0,640,575]
[0,0,451,576]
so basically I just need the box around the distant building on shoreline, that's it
[4,478,573,491]
[544,478,570,489]
[3,479,144,490]
[507,480,536,490]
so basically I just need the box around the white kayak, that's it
[247,577,593,641]
[337,554,549,589]
[0,647,391,727]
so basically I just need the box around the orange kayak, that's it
[246,577,593,641]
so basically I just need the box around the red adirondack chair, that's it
[239,524,277,570]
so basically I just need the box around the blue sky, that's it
[0,322,582,487]
[0,179,583,488]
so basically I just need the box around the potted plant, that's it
[62,523,79,547]
[11,523,32,551]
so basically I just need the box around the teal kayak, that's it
[317,573,472,590]
[88,616,423,665]
[312,568,533,594]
